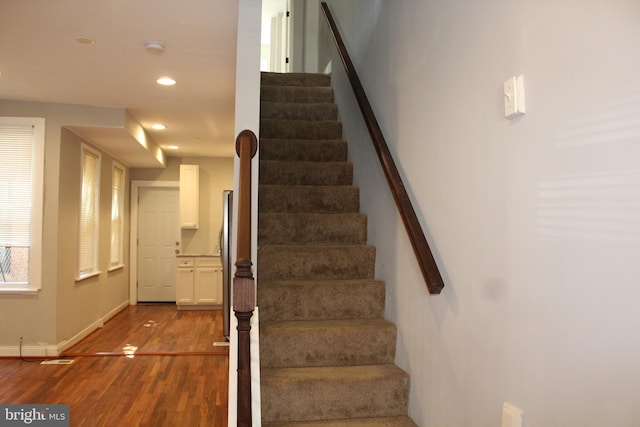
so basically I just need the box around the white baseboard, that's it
[57,300,129,354]
[0,300,130,358]
[0,344,59,358]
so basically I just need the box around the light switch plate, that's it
[504,75,526,119]
[501,402,524,427]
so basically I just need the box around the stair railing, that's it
[321,2,444,294]
[234,129,258,426]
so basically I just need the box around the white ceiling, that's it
[0,0,239,166]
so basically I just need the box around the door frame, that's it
[129,180,179,305]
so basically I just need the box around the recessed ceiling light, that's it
[156,77,176,86]
[76,37,95,45]
[151,124,167,130]
[167,145,179,150]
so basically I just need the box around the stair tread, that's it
[259,213,367,245]
[263,416,418,427]
[262,364,410,422]
[259,185,360,214]
[261,101,337,107]
[262,318,394,329]
[260,160,353,186]
[262,72,331,87]
[259,184,358,189]
[259,278,383,285]
[262,364,408,383]
[260,139,348,162]
[260,138,345,143]
[261,86,335,102]
[258,279,385,322]
[259,212,365,217]
[260,118,343,140]
[261,118,340,124]
[260,160,351,166]
[259,243,375,249]
[261,318,396,368]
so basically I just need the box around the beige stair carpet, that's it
[258,72,418,427]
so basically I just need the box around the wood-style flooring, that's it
[0,304,229,426]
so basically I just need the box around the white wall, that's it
[323,1,640,426]
[229,0,262,425]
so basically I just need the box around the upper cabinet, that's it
[179,164,199,228]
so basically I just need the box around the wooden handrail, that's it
[234,129,258,427]
[321,2,444,294]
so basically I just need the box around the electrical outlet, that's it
[501,402,524,427]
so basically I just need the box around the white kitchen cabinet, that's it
[179,164,199,228]
[176,256,222,309]
[176,260,195,304]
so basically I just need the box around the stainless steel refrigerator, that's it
[220,190,233,340]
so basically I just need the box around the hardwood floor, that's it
[0,304,229,426]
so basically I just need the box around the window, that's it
[77,144,101,280]
[110,162,125,270]
[0,117,45,293]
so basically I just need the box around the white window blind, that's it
[110,163,125,268]
[0,124,34,285]
[78,145,101,278]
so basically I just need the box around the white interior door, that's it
[137,187,179,302]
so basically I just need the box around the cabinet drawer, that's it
[177,258,194,268]
[196,257,221,268]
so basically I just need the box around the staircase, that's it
[258,72,418,427]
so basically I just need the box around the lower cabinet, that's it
[176,256,222,309]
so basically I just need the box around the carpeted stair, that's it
[258,72,418,427]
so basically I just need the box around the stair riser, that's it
[260,139,348,162]
[263,416,419,427]
[260,322,396,368]
[258,246,375,281]
[258,281,385,322]
[261,372,410,423]
[261,86,335,103]
[260,161,353,186]
[261,120,342,140]
[259,186,359,214]
[262,72,331,87]
[259,214,367,245]
[261,102,338,121]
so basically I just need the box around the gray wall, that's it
[56,128,130,344]
[0,100,130,351]
[322,1,640,426]
[0,99,234,354]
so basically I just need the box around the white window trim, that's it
[0,117,45,294]
[109,161,126,271]
[76,143,102,281]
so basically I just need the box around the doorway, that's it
[129,181,179,304]
[261,0,291,72]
